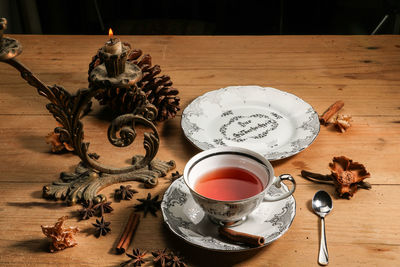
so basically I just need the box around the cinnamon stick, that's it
[319,100,344,125]
[116,212,141,254]
[218,227,265,247]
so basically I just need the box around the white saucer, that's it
[181,86,320,160]
[161,177,296,252]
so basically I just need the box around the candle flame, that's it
[108,28,113,38]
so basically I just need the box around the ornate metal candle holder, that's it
[0,18,176,205]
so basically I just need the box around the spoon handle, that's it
[318,217,329,265]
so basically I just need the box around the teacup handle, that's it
[263,174,296,202]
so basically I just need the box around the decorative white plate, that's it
[181,86,320,160]
[161,177,296,252]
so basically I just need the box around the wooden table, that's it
[0,35,399,266]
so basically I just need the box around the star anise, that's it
[92,216,111,237]
[166,252,187,267]
[152,248,171,267]
[121,248,147,267]
[169,171,181,183]
[78,200,95,220]
[88,152,100,160]
[134,193,161,217]
[93,201,113,217]
[115,185,138,201]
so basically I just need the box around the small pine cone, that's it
[87,47,180,122]
[127,49,180,121]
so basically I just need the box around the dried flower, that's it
[92,216,111,237]
[329,156,370,198]
[78,200,95,220]
[134,193,161,217]
[45,131,74,153]
[115,185,138,201]
[41,216,79,252]
[122,248,148,267]
[333,114,352,133]
[152,248,171,267]
[93,201,113,217]
[301,156,371,199]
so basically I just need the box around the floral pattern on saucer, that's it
[161,177,296,252]
[181,86,320,160]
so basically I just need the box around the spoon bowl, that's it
[312,190,333,217]
[312,190,333,266]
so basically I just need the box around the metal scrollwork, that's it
[134,103,158,122]
[40,82,175,203]
[107,111,159,170]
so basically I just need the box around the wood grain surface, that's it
[0,35,399,266]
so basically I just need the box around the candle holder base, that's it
[43,155,176,205]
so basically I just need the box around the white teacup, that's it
[183,147,296,226]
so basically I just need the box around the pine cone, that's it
[88,45,180,122]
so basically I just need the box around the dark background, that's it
[1,0,399,35]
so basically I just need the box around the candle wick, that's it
[107,38,115,45]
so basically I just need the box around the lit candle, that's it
[98,28,129,77]
[104,28,122,54]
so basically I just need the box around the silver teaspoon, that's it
[312,190,333,266]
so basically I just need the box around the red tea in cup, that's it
[184,147,296,225]
[194,167,263,201]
